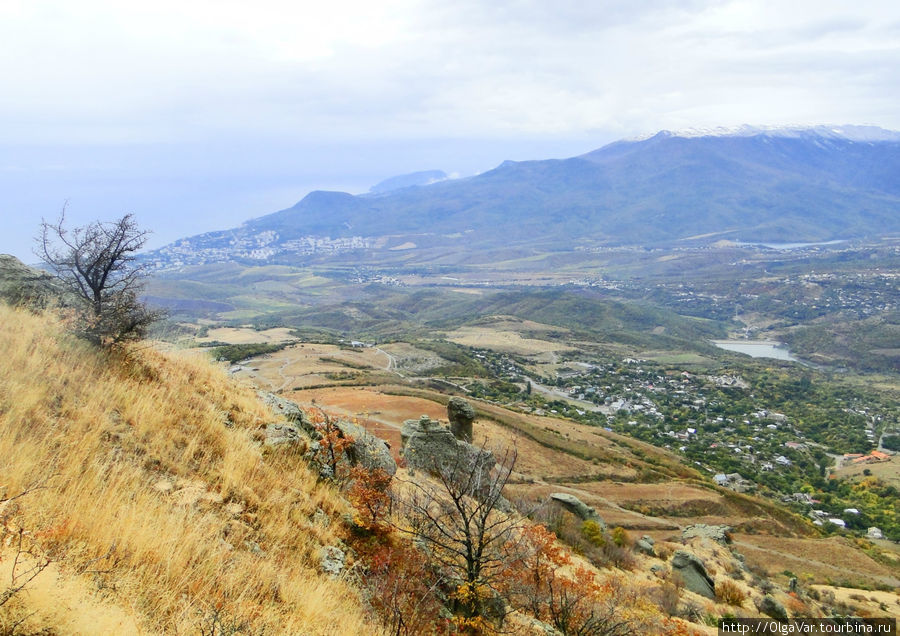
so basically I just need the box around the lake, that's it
[711,340,799,362]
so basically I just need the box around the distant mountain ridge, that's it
[369,169,449,193]
[148,126,900,268]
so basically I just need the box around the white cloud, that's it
[2,0,898,145]
[1,0,899,259]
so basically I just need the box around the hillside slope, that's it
[0,305,383,635]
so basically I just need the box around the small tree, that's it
[36,209,160,345]
[391,446,522,630]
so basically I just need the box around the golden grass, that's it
[0,305,384,635]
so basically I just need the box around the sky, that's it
[2,0,899,261]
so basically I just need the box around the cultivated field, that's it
[195,326,299,344]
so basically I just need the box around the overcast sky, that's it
[2,0,899,260]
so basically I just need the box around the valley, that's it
[180,314,900,593]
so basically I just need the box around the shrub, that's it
[611,526,632,548]
[715,579,747,607]
[647,581,681,616]
[581,520,606,547]
[347,466,392,531]
[361,540,449,635]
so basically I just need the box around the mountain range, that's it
[148,126,900,268]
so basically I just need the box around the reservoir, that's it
[711,340,799,362]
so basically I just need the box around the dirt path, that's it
[374,348,403,377]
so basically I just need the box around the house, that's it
[775,455,792,466]
[867,527,884,540]
[713,472,751,493]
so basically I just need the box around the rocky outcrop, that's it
[756,595,788,620]
[670,550,716,599]
[258,391,396,476]
[635,535,656,556]
[319,545,345,578]
[549,493,606,529]
[0,254,77,309]
[682,523,732,545]
[258,391,311,429]
[447,396,475,442]
[334,418,396,477]
[261,422,305,447]
[401,415,495,483]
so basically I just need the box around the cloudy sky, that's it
[2,0,899,260]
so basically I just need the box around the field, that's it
[446,326,566,354]
[195,326,298,344]
[232,343,392,391]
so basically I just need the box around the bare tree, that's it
[391,445,524,629]
[36,209,161,345]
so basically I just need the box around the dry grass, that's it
[0,305,384,635]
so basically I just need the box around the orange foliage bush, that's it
[347,466,392,531]
[501,524,681,635]
[359,539,449,635]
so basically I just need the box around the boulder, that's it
[258,391,313,432]
[757,595,788,620]
[447,396,476,442]
[549,493,606,529]
[261,422,304,447]
[682,523,732,545]
[670,550,716,599]
[319,545,345,578]
[258,392,396,476]
[635,537,656,556]
[334,417,397,477]
[402,415,493,476]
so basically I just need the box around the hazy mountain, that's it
[369,169,449,193]
[149,127,900,268]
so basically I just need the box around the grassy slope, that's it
[0,305,383,635]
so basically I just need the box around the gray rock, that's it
[635,537,656,556]
[682,523,732,545]
[259,392,396,476]
[650,563,667,575]
[549,493,606,529]
[447,396,476,442]
[670,550,716,599]
[400,415,432,448]
[402,415,493,478]
[757,595,788,620]
[524,616,563,636]
[257,391,314,432]
[335,417,397,477]
[641,534,655,546]
[319,545,345,578]
[261,422,303,447]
